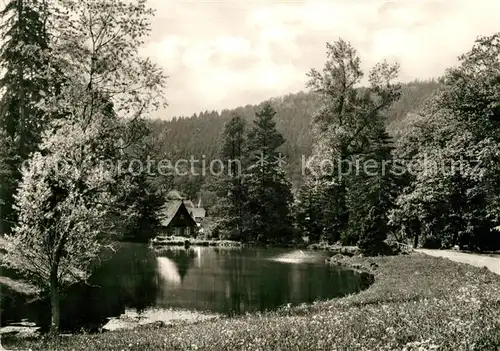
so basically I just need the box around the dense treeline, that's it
[162,36,500,253]
[291,35,500,252]
[389,34,500,252]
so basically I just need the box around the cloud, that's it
[141,0,500,119]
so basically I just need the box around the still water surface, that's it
[2,244,366,332]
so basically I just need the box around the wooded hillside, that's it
[149,79,441,195]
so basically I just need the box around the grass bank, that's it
[4,253,500,350]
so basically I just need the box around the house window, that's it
[174,227,180,236]
[186,227,191,236]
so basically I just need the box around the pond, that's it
[1,243,369,332]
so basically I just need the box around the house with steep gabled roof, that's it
[158,200,197,237]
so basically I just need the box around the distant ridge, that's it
[148,79,440,195]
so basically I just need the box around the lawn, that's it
[4,253,500,350]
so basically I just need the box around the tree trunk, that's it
[452,231,459,247]
[411,219,421,248]
[49,265,60,335]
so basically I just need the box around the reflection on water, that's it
[159,248,197,281]
[1,244,366,332]
[157,257,181,286]
[270,249,325,264]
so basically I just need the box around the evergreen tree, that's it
[210,114,248,240]
[293,180,323,242]
[0,132,16,233]
[0,0,51,233]
[119,119,167,242]
[357,206,390,256]
[246,103,294,244]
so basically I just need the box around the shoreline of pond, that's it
[148,235,363,254]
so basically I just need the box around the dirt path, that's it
[416,249,500,275]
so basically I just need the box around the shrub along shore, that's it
[4,253,500,350]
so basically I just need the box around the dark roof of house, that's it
[159,189,207,227]
[158,201,196,228]
[158,201,183,227]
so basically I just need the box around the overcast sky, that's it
[141,0,499,119]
